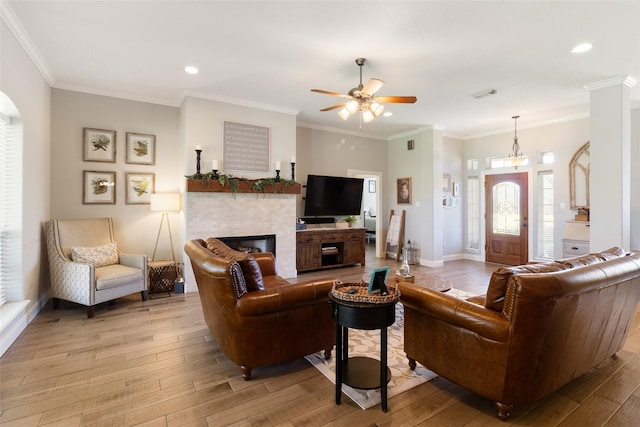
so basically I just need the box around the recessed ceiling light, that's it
[383,112,392,117]
[571,43,592,54]
[184,66,199,74]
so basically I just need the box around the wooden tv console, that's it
[296,228,366,272]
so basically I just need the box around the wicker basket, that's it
[331,280,400,304]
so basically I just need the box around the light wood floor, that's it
[2,246,639,426]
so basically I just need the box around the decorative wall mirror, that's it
[570,141,590,210]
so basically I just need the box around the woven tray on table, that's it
[331,280,400,304]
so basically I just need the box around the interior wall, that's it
[50,89,183,262]
[1,19,52,350]
[465,117,592,259]
[442,136,464,258]
[295,126,388,220]
[182,96,297,182]
[631,107,640,251]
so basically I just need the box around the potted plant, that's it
[344,216,358,228]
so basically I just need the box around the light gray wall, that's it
[631,107,640,251]
[296,126,388,219]
[1,20,51,342]
[463,115,640,258]
[442,136,464,257]
[50,89,183,262]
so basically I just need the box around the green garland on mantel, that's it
[185,172,297,196]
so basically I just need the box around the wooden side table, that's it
[148,260,177,298]
[329,293,397,412]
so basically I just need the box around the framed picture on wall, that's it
[397,177,412,204]
[125,172,154,204]
[83,170,116,204]
[125,132,156,165]
[83,128,116,163]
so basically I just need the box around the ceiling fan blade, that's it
[361,78,385,97]
[376,96,417,104]
[311,89,349,98]
[320,103,346,112]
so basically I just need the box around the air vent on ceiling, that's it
[472,89,500,99]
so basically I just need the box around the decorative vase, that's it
[398,249,411,276]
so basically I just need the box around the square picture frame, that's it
[126,132,156,165]
[83,170,116,204]
[83,128,116,163]
[368,266,390,294]
[397,177,412,204]
[125,172,155,204]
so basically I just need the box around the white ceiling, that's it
[5,1,640,139]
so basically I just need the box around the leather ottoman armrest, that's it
[399,282,509,343]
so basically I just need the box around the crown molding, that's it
[54,83,180,107]
[465,111,591,140]
[184,90,299,116]
[296,121,387,141]
[1,0,55,86]
[584,75,638,91]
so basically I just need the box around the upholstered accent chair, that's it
[45,218,148,318]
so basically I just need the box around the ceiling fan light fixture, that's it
[338,108,351,120]
[346,100,360,113]
[362,109,375,123]
[370,101,384,117]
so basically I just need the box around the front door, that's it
[485,172,528,265]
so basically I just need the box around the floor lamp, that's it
[150,193,181,262]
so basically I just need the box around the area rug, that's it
[305,288,474,409]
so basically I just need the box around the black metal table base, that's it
[330,294,397,412]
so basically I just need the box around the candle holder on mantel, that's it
[290,162,296,181]
[211,169,219,180]
[275,169,281,182]
[195,149,202,178]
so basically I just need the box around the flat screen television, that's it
[304,174,364,217]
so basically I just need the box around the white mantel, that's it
[183,191,298,292]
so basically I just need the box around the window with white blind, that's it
[0,105,23,306]
[467,176,480,250]
[538,171,554,259]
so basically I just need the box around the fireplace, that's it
[184,191,298,292]
[218,234,276,255]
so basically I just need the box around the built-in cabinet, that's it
[562,221,590,258]
[296,228,366,272]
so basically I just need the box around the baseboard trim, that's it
[0,291,49,357]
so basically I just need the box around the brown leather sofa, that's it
[398,248,640,420]
[184,238,336,380]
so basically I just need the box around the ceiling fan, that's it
[311,58,417,124]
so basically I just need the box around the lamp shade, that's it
[150,193,181,212]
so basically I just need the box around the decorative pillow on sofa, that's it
[206,238,246,261]
[239,256,265,291]
[485,261,570,312]
[71,242,119,267]
[229,262,248,298]
[206,238,265,292]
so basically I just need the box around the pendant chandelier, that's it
[507,115,526,168]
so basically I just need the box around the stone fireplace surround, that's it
[183,191,297,293]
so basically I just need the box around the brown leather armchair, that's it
[399,249,640,420]
[184,238,336,380]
